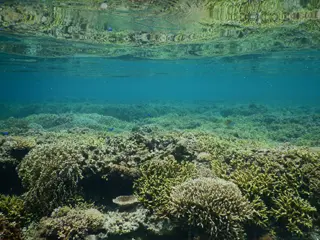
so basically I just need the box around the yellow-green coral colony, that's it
[0,128,320,239]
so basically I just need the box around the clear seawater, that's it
[0,51,320,104]
[0,1,320,240]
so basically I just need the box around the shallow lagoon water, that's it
[0,1,320,240]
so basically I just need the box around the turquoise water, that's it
[1,1,320,240]
[1,51,320,104]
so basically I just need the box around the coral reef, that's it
[168,177,252,240]
[1,102,319,146]
[211,146,320,237]
[0,195,30,240]
[133,156,197,217]
[18,136,107,215]
[103,206,148,236]
[0,213,23,240]
[35,206,105,240]
[0,102,319,240]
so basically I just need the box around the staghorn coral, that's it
[17,131,188,216]
[35,206,105,240]
[103,206,148,236]
[211,146,320,237]
[0,194,28,224]
[6,128,319,239]
[0,213,22,240]
[0,117,29,135]
[0,195,30,240]
[0,136,18,164]
[10,136,36,151]
[0,136,36,163]
[133,156,197,217]
[168,177,252,240]
[18,136,108,215]
[270,191,316,236]
[97,206,173,238]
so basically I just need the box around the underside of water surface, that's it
[0,1,320,240]
[0,0,319,58]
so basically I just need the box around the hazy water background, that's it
[1,50,320,105]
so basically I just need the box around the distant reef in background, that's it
[0,101,319,146]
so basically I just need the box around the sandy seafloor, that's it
[0,101,320,240]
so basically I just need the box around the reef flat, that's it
[0,101,320,240]
[1,102,319,146]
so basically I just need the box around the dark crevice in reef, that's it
[10,148,30,161]
[80,172,134,207]
[0,161,24,195]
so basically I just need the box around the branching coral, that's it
[0,213,23,240]
[36,206,105,240]
[18,137,107,215]
[168,177,252,240]
[17,131,199,216]
[133,156,197,217]
[103,206,148,235]
[0,194,28,224]
[0,195,30,240]
[0,136,35,163]
[211,146,320,237]
[270,191,316,236]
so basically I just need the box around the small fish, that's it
[107,27,112,32]
[146,113,152,117]
[1,131,9,136]
[224,119,235,128]
[107,127,114,132]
